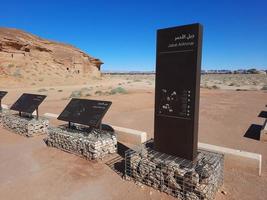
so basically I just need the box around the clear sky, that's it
[1,0,267,71]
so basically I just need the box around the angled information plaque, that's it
[0,91,8,110]
[0,91,7,100]
[57,98,112,128]
[10,93,46,115]
[154,23,203,161]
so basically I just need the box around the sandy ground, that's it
[0,74,267,200]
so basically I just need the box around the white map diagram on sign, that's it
[158,88,191,119]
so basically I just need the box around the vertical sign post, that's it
[154,23,203,161]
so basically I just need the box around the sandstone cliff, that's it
[0,27,103,87]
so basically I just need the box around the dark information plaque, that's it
[0,91,8,110]
[0,91,7,100]
[57,98,112,128]
[154,23,203,161]
[10,93,46,114]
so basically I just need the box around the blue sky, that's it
[1,0,267,71]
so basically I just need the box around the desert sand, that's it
[0,74,267,200]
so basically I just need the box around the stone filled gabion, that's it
[0,109,5,127]
[0,109,10,127]
[45,126,117,160]
[1,112,49,137]
[125,140,224,200]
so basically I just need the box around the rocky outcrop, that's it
[0,27,103,86]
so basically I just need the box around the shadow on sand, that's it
[105,142,130,177]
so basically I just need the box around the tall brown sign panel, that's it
[154,23,203,161]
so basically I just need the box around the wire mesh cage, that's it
[45,125,117,160]
[125,139,224,200]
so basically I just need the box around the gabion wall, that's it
[45,126,117,160]
[125,140,224,200]
[1,112,49,137]
[0,110,5,126]
[0,109,9,127]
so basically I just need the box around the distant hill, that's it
[0,27,103,87]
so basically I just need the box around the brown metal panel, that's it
[57,98,112,128]
[10,93,46,114]
[154,23,203,161]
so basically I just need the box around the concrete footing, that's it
[199,142,262,176]
[111,125,147,145]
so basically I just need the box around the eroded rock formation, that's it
[0,27,103,86]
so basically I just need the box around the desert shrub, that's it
[211,85,220,89]
[200,83,209,88]
[38,78,44,82]
[228,82,235,86]
[13,68,22,77]
[92,76,101,80]
[247,68,258,74]
[110,87,127,94]
[70,90,82,98]
[203,85,220,89]
[81,87,91,92]
[79,88,92,96]
[68,88,92,98]
[229,82,240,87]
[95,90,103,95]
[261,85,267,90]
[236,89,248,91]
[133,79,141,82]
[58,89,63,92]
[38,88,48,92]
[7,64,14,68]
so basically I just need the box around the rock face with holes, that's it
[0,27,103,86]
[125,144,224,200]
[1,112,49,137]
[45,126,117,160]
